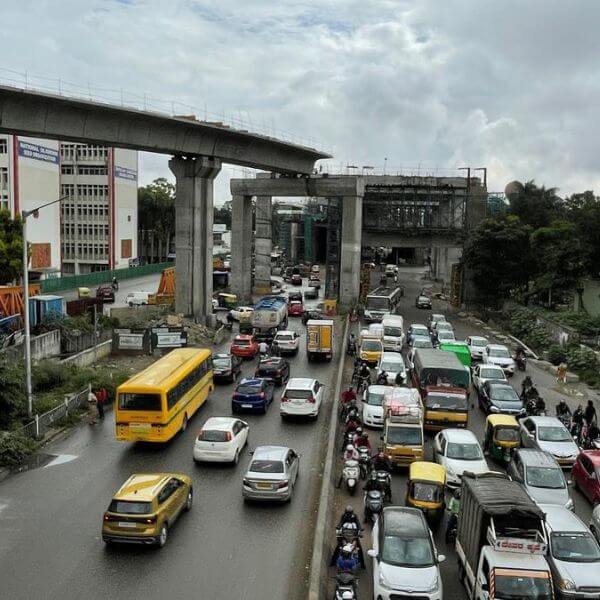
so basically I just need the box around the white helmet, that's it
[342,592,354,600]
[346,444,355,452]
[342,543,354,555]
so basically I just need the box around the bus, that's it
[115,348,213,442]
[363,286,402,322]
[411,348,469,431]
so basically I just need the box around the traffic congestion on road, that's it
[329,266,600,600]
[0,269,339,600]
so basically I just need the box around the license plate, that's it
[241,404,252,408]
[292,399,303,404]
[129,423,151,433]
[256,483,272,489]
[118,522,137,528]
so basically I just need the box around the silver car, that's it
[520,416,579,469]
[542,504,600,598]
[242,445,299,502]
[507,449,573,510]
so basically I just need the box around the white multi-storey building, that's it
[60,144,138,274]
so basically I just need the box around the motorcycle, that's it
[515,354,527,371]
[111,280,119,291]
[333,572,358,600]
[375,470,392,502]
[557,413,572,432]
[363,489,384,525]
[346,340,357,357]
[341,459,360,495]
[341,429,358,453]
[357,446,371,480]
[445,512,458,544]
[356,375,371,395]
[341,403,359,424]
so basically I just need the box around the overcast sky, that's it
[4,0,599,200]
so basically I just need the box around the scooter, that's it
[557,413,572,432]
[357,446,371,480]
[333,572,358,599]
[515,354,527,371]
[375,470,392,502]
[363,489,384,525]
[346,340,357,357]
[341,459,360,495]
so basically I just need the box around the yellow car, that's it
[102,473,193,547]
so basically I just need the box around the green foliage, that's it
[0,210,24,285]
[138,178,175,260]
[564,191,600,278]
[502,307,551,352]
[552,312,600,337]
[214,200,232,229]
[0,361,27,429]
[0,432,36,467]
[546,344,567,366]
[507,180,563,230]
[32,360,74,392]
[463,216,532,307]
[565,345,598,371]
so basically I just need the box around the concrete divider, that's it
[308,316,349,600]
[61,340,112,367]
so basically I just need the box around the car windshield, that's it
[551,532,600,562]
[362,340,381,352]
[108,500,153,514]
[489,347,510,358]
[387,427,422,446]
[436,323,453,331]
[471,339,487,347]
[426,393,467,411]
[276,334,293,341]
[198,430,230,442]
[118,393,162,411]
[366,390,385,406]
[438,331,454,340]
[491,386,519,402]
[422,367,469,389]
[495,427,520,442]
[235,338,251,346]
[381,536,434,567]
[367,297,389,310]
[526,466,565,489]
[413,338,433,348]
[286,389,313,399]
[494,574,552,599]
[213,357,231,368]
[411,326,428,336]
[481,367,505,379]
[411,482,443,503]
[237,383,262,394]
[538,426,571,442]
[447,442,483,460]
[258,362,281,373]
[384,327,402,337]
[381,360,403,372]
[249,460,284,474]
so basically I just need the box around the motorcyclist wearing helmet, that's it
[344,415,360,435]
[363,470,384,492]
[354,430,371,451]
[336,544,359,573]
[341,386,357,406]
[376,370,388,385]
[521,375,533,397]
[556,399,572,418]
[343,444,359,462]
[445,487,461,542]
[535,395,546,414]
[371,452,392,473]
[336,506,362,531]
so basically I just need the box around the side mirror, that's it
[367,549,378,559]
[567,480,573,486]
[438,554,446,563]
[481,582,489,592]
[248,450,254,455]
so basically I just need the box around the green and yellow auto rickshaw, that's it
[405,461,446,529]
[483,414,520,466]
[216,293,238,310]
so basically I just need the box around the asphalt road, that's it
[331,265,595,600]
[0,276,336,600]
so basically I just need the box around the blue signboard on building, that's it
[115,166,137,181]
[18,140,59,164]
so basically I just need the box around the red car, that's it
[291,273,302,286]
[572,450,600,505]
[288,300,304,317]
[230,334,258,359]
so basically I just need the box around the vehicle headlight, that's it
[425,575,440,593]
[490,405,500,413]
[560,578,576,591]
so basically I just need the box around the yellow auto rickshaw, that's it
[483,414,520,466]
[216,293,237,310]
[406,461,446,529]
[77,287,91,299]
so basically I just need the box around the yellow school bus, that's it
[115,348,213,442]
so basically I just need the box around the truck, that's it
[251,296,288,343]
[457,472,554,600]
[306,319,333,362]
[382,387,424,466]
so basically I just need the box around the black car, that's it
[302,310,324,326]
[304,287,319,300]
[96,285,115,303]
[253,327,278,345]
[212,353,242,383]
[255,357,290,386]
[288,291,303,303]
[415,294,431,309]
[479,381,525,416]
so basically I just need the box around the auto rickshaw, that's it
[77,287,91,299]
[405,461,446,529]
[483,414,520,465]
[216,293,237,310]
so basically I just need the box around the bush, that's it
[0,432,35,467]
[547,344,567,366]
[566,346,599,372]
[32,360,74,392]
[0,360,27,429]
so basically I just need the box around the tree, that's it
[507,180,563,230]
[214,200,232,229]
[463,215,532,307]
[138,178,175,262]
[0,210,24,285]
[530,220,587,305]
[564,191,600,278]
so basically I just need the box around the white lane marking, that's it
[43,454,78,468]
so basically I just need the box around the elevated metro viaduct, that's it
[230,174,487,309]
[0,85,329,322]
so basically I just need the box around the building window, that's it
[61,184,74,197]
[0,139,7,154]
[0,167,8,192]
[61,165,74,175]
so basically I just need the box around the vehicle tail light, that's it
[103,513,117,522]
[277,480,289,489]
[307,396,316,404]
[281,396,289,403]
[197,431,204,441]
[225,432,232,441]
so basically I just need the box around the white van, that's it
[381,315,404,351]
[126,291,150,306]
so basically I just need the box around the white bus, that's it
[364,286,402,322]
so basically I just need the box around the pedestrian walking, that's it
[556,362,568,384]
[88,387,98,425]
[258,340,269,358]
[96,387,107,420]
[271,340,280,357]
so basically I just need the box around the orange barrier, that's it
[0,284,40,317]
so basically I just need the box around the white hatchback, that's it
[281,378,324,419]
[466,335,489,360]
[193,417,249,465]
[433,429,489,487]
[376,352,407,385]
[361,385,387,428]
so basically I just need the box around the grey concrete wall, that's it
[61,340,112,367]
[339,195,363,310]
[230,194,253,302]
[0,329,61,362]
[170,156,220,323]
[254,196,272,295]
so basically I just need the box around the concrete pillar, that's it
[339,195,363,310]
[231,194,253,302]
[169,155,221,323]
[253,195,272,295]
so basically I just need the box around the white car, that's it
[407,337,434,370]
[471,363,508,394]
[273,330,300,355]
[434,329,455,346]
[519,416,579,468]
[361,385,387,428]
[281,378,324,419]
[482,343,516,375]
[407,324,430,345]
[126,291,150,306]
[369,507,444,600]
[193,417,249,464]
[229,306,254,322]
[377,352,407,385]
[466,335,489,360]
[433,429,489,487]
[385,264,398,276]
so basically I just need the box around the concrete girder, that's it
[0,86,329,174]
[169,156,221,323]
[254,196,272,295]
